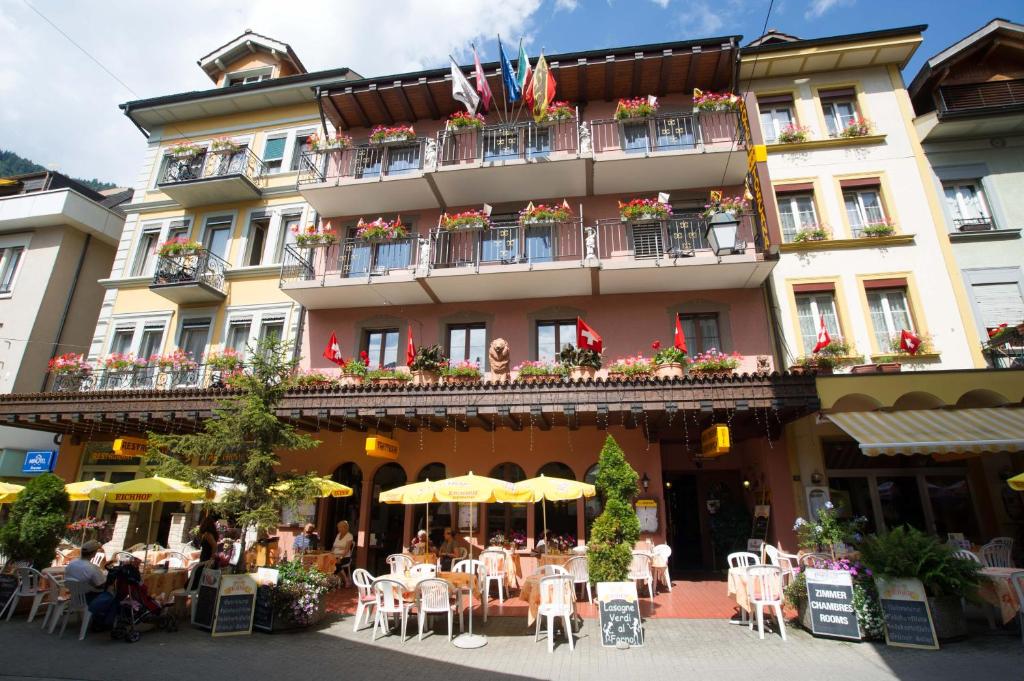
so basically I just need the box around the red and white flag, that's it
[812,315,832,353]
[674,314,688,354]
[406,325,417,366]
[576,317,603,353]
[899,329,922,355]
[322,331,345,367]
[473,46,493,113]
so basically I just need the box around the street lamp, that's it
[641,473,650,491]
[705,210,739,256]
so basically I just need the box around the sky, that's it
[0,0,1019,186]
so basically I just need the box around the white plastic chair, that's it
[764,545,799,587]
[533,564,568,577]
[1009,571,1024,644]
[2,566,44,621]
[452,559,487,624]
[113,551,136,565]
[160,551,189,569]
[386,553,413,575]
[628,552,655,598]
[981,539,1014,568]
[57,578,93,640]
[352,569,377,632]
[947,536,972,550]
[800,553,829,568]
[728,552,761,569]
[90,552,106,567]
[534,574,575,653]
[32,573,64,630]
[410,563,437,578]
[564,556,592,603]
[746,566,786,641]
[371,578,413,642]
[953,549,982,564]
[652,544,673,592]
[414,578,456,641]
[479,549,507,603]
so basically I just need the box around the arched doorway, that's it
[534,462,577,544]
[328,462,363,560]
[583,463,602,541]
[487,462,527,544]
[368,463,407,574]
[413,462,449,549]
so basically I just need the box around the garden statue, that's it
[424,138,437,168]
[579,122,592,154]
[584,225,598,265]
[488,338,510,380]
[417,236,431,274]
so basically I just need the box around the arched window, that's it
[487,462,527,542]
[535,462,577,544]
[328,462,363,557]
[413,462,448,548]
[583,463,601,540]
[368,463,407,575]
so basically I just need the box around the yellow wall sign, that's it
[112,437,148,459]
[701,425,731,457]
[365,435,399,460]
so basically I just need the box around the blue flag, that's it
[498,38,521,103]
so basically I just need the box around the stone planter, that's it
[270,590,328,632]
[607,371,650,382]
[621,212,668,223]
[411,370,440,386]
[443,374,481,386]
[653,363,685,379]
[339,374,364,387]
[928,594,968,641]
[850,363,902,374]
[570,366,597,381]
[370,378,410,388]
[516,374,559,384]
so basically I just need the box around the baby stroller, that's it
[107,562,177,643]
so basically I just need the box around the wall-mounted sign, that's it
[701,424,730,457]
[84,441,141,466]
[113,437,148,458]
[635,499,658,533]
[22,450,57,474]
[365,435,399,460]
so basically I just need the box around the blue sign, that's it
[23,450,56,474]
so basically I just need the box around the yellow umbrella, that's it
[1008,472,1024,491]
[0,481,24,504]
[514,475,595,548]
[379,479,443,568]
[272,476,353,498]
[65,479,113,544]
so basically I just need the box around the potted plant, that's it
[355,217,408,241]
[167,142,202,158]
[206,348,244,372]
[558,344,602,380]
[0,473,70,569]
[446,111,486,131]
[514,360,566,383]
[692,90,741,112]
[519,202,572,225]
[410,344,447,385]
[859,526,981,641]
[775,123,811,144]
[544,101,575,122]
[796,338,852,375]
[365,368,413,387]
[489,532,506,548]
[614,96,659,120]
[269,560,334,631]
[440,210,490,231]
[48,353,91,390]
[210,137,241,152]
[619,198,671,222]
[104,352,147,374]
[290,370,339,389]
[369,124,416,144]
[689,349,742,377]
[702,196,750,219]
[838,117,872,138]
[859,220,896,238]
[152,349,198,373]
[441,360,482,385]
[606,355,652,381]
[340,356,369,386]
[292,224,338,248]
[792,225,830,243]
[308,131,353,151]
[651,341,688,379]
[65,517,109,547]
[156,237,203,257]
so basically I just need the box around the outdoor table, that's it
[539,554,573,568]
[142,568,188,601]
[727,566,782,623]
[977,567,1022,624]
[642,551,671,592]
[403,552,439,566]
[520,573,577,627]
[300,551,336,574]
[389,571,477,602]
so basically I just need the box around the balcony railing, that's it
[297,139,428,185]
[436,119,579,166]
[429,220,584,270]
[48,364,238,393]
[953,217,995,232]
[159,147,266,186]
[594,212,756,260]
[152,248,229,293]
[590,111,740,154]
[280,238,418,285]
[939,79,1024,115]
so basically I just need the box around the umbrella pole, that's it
[80,500,90,546]
[452,501,486,649]
[542,498,548,548]
[143,503,154,567]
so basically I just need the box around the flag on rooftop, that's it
[498,38,521,103]
[473,46,493,113]
[449,56,479,114]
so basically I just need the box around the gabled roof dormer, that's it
[197,29,307,87]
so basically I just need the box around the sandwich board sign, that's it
[804,568,861,640]
[875,576,939,650]
[253,568,280,633]
[212,573,257,637]
[597,582,643,648]
[191,568,220,630]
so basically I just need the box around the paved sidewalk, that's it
[0,613,1021,681]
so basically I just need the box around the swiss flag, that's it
[899,329,922,355]
[322,331,345,367]
[576,317,603,353]
[406,325,417,366]
[674,314,688,354]
[812,315,832,353]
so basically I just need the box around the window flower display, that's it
[290,370,339,388]
[797,338,853,373]
[369,124,415,144]
[104,352,147,372]
[792,225,830,243]
[606,355,652,379]
[702,196,750,218]
[544,101,574,121]
[292,223,338,247]
[156,237,203,257]
[688,348,742,375]
[167,142,202,157]
[652,340,688,378]
[355,217,408,241]
[775,123,810,144]
[365,368,413,385]
[614,96,659,120]
[206,349,243,371]
[619,198,671,222]
[151,349,198,373]
[210,137,241,152]
[859,219,896,238]
[440,360,481,384]
[446,111,486,130]
[308,131,352,151]
[838,117,872,138]
[48,353,90,374]
[519,202,572,225]
[514,360,567,382]
[440,209,490,231]
[692,89,741,112]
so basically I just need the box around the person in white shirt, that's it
[331,521,354,585]
[64,540,107,602]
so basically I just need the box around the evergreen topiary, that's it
[588,435,641,583]
[0,473,70,568]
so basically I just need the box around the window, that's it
[363,328,399,369]
[0,246,24,293]
[225,318,252,356]
[677,313,721,354]
[109,326,134,355]
[277,213,303,262]
[166,220,190,243]
[971,282,1024,329]
[758,97,795,143]
[226,68,273,86]
[536,320,576,363]
[131,225,161,276]
[448,323,487,367]
[843,188,886,236]
[137,324,164,361]
[245,214,270,266]
[262,135,287,174]
[777,193,818,242]
[178,318,212,363]
[290,132,315,171]
[943,181,992,231]
[795,293,841,353]
[821,89,859,137]
[258,316,285,345]
[866,288,913,350]
[202,215,232,261]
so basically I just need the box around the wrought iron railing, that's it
[939,79,1024,115]
[953,217,995,232]
[436,118,580,166]
[159,147,266,186]
[593,212,757,261]
[590,111,740,154]
[429,219,584,270]
[151,248,229,294]
[49,363,240,393]
[279,239,418,286]
[297,139,428,185]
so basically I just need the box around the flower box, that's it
[443,373,481,386]
[544,101,574,122]
[369,125,416,144]
[440,210,490,231]
[355,217,408,241]
[339,374,364,387]
[689,368,735,378]
[692,90,740,112]
[775,124,810,144]
[411,369,440,385]
[569,366,596,381]
[619,198,671,222]
[615,97,659,120]
[654,362,686,379]
[859,221,896,238]
[519,203,572,225]
[308,132,352,152]
[850,362,901,374]
[446,112,485,131]
[48,353,91,375]
[157,238,203,257]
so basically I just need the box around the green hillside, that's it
[0,149,116,192]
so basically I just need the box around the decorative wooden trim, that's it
[766,134,886,153]
[779,234,915,252]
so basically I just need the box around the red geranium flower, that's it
[651,340,661,350]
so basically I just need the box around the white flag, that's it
[482,203,493,216]
[657,192,670,204]
[450,57,480,114]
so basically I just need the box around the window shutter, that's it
[229,315,254,326]
[261,313,286,323]
[820,88,856,100]
[839,177,881,189]
[263,137,286,160]
[973,283,1024,327]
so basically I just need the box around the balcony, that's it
[149,248,229,304]
[296,140,438,217]
[157,148,265,207]
[48,364,236,393]
[939,79,1024,117]
[919,79,1024,142]
[431,119,586,206]
[589,111,745,194]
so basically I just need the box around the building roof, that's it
[742,24,928,57]
[745,29,801,47]
[197,29,307,83]
[0,171,105,202]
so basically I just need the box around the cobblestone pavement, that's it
[0,613,1021,681]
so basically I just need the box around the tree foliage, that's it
[148,339,321,535]
[0,473,70,568]
[588,435,641,583]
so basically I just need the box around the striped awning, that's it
[826,408,1024,457]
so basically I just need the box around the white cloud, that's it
[805,0,852,18]
[677,0,725,35]
[650,0,671,7]
[0,0,543,185]
[554,0,578,10]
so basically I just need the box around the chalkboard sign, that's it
[212,574,257,637]
[0,574,17,615]
[805,568,861,640]
[875,577,939,650]
[191,568,220,630]
[597,582,644,648]
[253,567,280,634]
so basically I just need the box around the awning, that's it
[826,408,1024,457]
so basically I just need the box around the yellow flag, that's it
[532,53,554,123]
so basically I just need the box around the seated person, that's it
[410,529,432,555]
[438,527,459,570]
[64,540,107,602]
[534,531,551,555]
[292,523,320,555]
[332,521,354,583]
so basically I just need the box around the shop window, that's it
[777,192,818,242]
[926,476,979,539]
[943,181,993,231]
[795,292,841,353]
[677,313,720,354]
[820,88,859,137]
[866,287,913,351]
[328,462,362,565]
[447,323,487,368]
[536,319,576,363]
[363,328,399,369]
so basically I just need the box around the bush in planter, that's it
[514,360,567,381]
[858,526,980,600]
[859,220,896,238]
[606,355,652,378]
[557,344,602,370]
[651,341,687,366]
[366,368,412,383]
[589,435,641,582]
[440,360,481,381]
[775,123,811,144]
[410,344,447,373]
[289,370,339,388]
[273,559,334,628]
[342,357,368,377]
[0,473,70,568]
[797,338,853,372]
